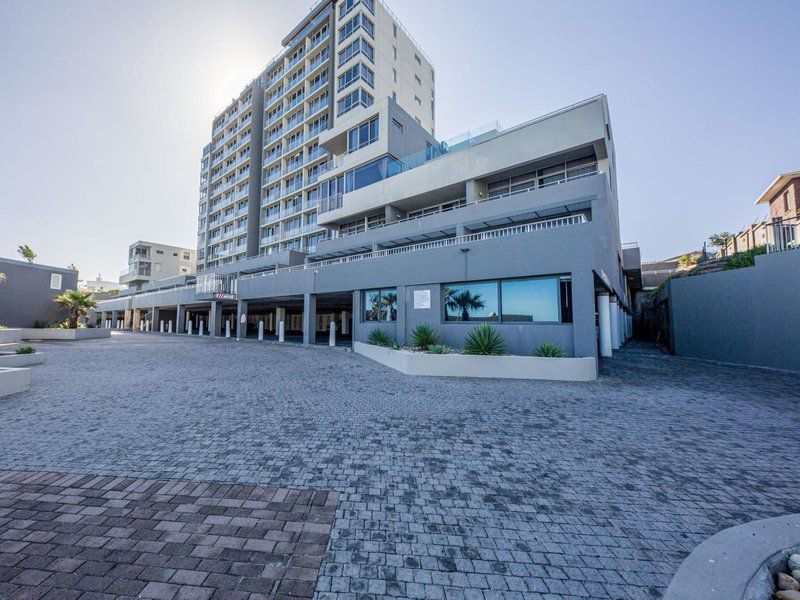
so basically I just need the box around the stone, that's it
[793,570,800,582]
[778,573,800,592]
[775,591,800,600]
[790,555,800,571]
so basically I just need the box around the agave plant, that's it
[53,289,96,329]
[532,341,566,358]
[410,322,441,350]
[463,323,506,355]
[15,345,36,355]
[426,344,452,355]
[367,327,394,347]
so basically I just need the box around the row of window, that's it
[339,0,374,19]
[339,13,373,44]
[338,62,374,92]
[337,88,373,117]
[321,154,402,200]
[363,277,573,323]
[347,116,378,153]
[338,37,374,68]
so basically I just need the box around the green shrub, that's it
[54,320,85,329]
[15,345,36,355]
[410,323,441,350]
[463,323,507,355]
[724,245,767,271]
[367,328,394,347]
[33,320,52,329]
[0,325,6,330]
[532,341,567,358]
[427,344,452,354]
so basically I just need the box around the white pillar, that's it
[140,319,145,332]
[168,320,173,334]
[341,311,349,335]
[188,321,193,336]
[225,321,231,338]
[610,299,620,350]
[159,320,164,333]
[258,321,264,341]
[278,320,285,343]
[329,321,336,347]
[275,307,285,333]
[199,320,204,336]
[597,292,612,358]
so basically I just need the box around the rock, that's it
[778,573,800,591]
[793,569,800,582]
[775,591,800,600]
[790,554,800,571]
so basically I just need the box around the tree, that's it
[53,290,97,329]
[0,273,6,284]
[677,254,698,268]
[444,288,486,321]
[708,232,733,257]
[67,264,78,271]
[17,244,36,263]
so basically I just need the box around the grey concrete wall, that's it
[0,258,79,327]
[668,250,800,372]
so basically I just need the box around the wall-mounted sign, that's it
[413,289,431,309]
[50,273,62,290]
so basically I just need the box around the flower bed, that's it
[0,349,45,368]
[0,328,22,344]
[20,328,111,341]
[354,342,597,381]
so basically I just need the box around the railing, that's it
[241,214,587,282]
[306,146,327,162]
[287,93,305,111]
[766,215,800,253]
[318,193,343,214]
[284,203,303,216]
[261,212,281,225]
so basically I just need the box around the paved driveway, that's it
[1,333,799,599]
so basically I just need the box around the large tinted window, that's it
[344,155,402,192]
[443,282,499,322]
[363,288,397,322]
[500,278,560,322]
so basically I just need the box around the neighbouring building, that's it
[0,258,79,327]
[119,241,196,290]
[97,0,640,370]
[81,274,123,293]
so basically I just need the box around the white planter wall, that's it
[0,367,30,398]
[20,328,112,341]
[0,353,45,368]
[0,329,22,343]
[354,342,597,381]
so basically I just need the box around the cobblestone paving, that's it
[0,470,337,600]
[1,333,799,599]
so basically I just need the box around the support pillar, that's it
[101,311,107,328]
[597,292,612,358]
[341,310,349,335]
[236,300,248,340]
[210,301,222,337]
[329,321,336,346]
[199,319,204,336]
[152,307,160,333]
[258,320,264,341]
[168,320,173,334]
[395,285,407,345]
[133,309,141,332]
[176,305,185,334]
[302,293,317,346]
[275,307,285,333]
[111,310,117,329]
[610,298,620,350]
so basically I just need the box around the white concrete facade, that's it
[120,241,196,288]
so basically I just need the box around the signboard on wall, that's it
[413,289,431,309]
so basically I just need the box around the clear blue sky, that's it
[0,0,797,281]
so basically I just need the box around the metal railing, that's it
[241,214,587,282]
[766,215,800,253]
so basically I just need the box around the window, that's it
[414,74,421,85]
[414,95,421,106]
[392,45,397,60]
[338,38,374,67]
[156,250,164,255]
[339,13,373,43]
[392,68,397,83]
[392,119,403,134]
[347,116,379,152]
[337,88,373,116]
[183,251,191,260]
[443,276,569,323]
[414,53,421,65]
[337,62,374,92]
[363,288,397,322]
[784,191,790,213]
[392,23,397,37]
[339,0,374,19]
[344,155,402,192]
[49,273,62,290]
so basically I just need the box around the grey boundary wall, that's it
[0,258,78,327]
[667,250,800,372]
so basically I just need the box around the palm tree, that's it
[67,263,78,271]
[381,291,397,321]
[0,273,6,284]
[53,290,96,329]
[17,244,36,263]
[444,288,486,321]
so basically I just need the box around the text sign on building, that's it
[413,289,431,309]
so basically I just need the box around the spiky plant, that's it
[410,322,441,350]
[463,323,506,355]
[15,345,36,355]
[532,341,567,358]
[53,289,96,329]
[367,328,394,347]
[426,344,452,354]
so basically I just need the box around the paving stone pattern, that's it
[1,334,800,599]
[0,469,337,599]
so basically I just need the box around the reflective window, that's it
[443,282,499,322]
[500,278,560,322]
[363,288,397,322]
[344,155,403,192]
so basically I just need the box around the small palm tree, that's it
[444,288,485,321]
[67,263,78,271]
[17,244,37,263]
[0,273,6,284]
[53,290,96,329]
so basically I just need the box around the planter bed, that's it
[0,352,45,368]
[354,342,597,381]
[20,328,111,341]
[0,329,22,344]
[0,367,30,398]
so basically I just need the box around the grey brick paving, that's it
[1,333,799,599]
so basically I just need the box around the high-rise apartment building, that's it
[197,0,434,273]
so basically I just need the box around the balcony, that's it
[306,146,326,163]
[260,234,280,246]
[318,193,343,214]
[234,224,248,236]
[309,48,329,72]
[284,203,302,217]
[286,134,305,152]
[261,212,281,226]
[236,204,249,216]
[286,93,305,111]
[265,169,283,184]
[285,177,304,194]
[309,29,329,51]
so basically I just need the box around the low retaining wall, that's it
[354,342,597,381]
[0,329,22,344]
[20,328,111,341]
[664,513,800,600]
[0,367,30,398]
[0,353,45,368]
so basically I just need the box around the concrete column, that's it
[329,321,336,346]
[258,321,264,341]
[225,321,231,338]
[465,179,488,203]
[210,301,222,337]
[610,298,620,350]
[152,307,160,332]
[597,292,612,358]
[199,319,204,336]
[110,310,117,329]
[456,224,471,238]
[395,285,407,345]
[275,307,285,333]
[341,310,349,335]
[236,300,248,340]
[302,293,317,346]
[168,320,173,333]
[101,311,107,328]
[160,320,165,333]
[176,305,185,334]
[278,320,285,342]
[188,320,193,336]
[133,309,141,332]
